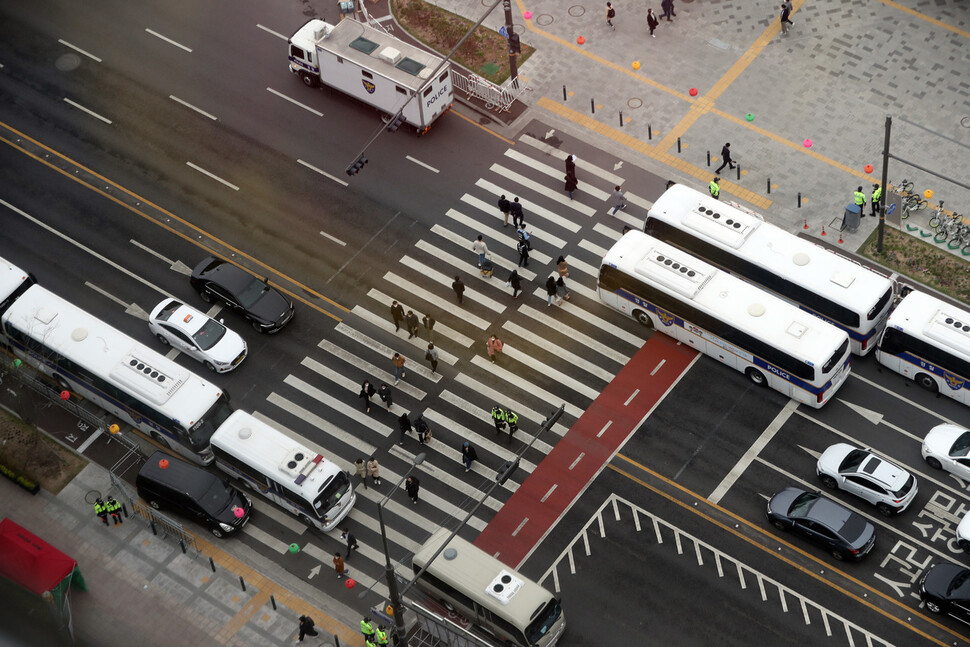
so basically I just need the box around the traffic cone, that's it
[837,231,844,244]
[803,219,809,230]
[821,225,827,236]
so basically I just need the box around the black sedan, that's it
[766,487,876,561]
[919,562,970,625]
[189,257,294,333]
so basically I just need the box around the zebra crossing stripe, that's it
[503,148,611,201]
[395,258,506,314]
[441,206,554,265]
[284,374,400,436]
[242,519,297,553]
[389,444,505,511]
[517,305,630,364]
[489,163,597,217]
[625,192,654,212]
[378,273,489,330]
[414,238,522,290]
[430,395,551,459]
[593,222,623,242]
[450,373,570,435]
[299,356,413,414]
[528,288,645,348]
[475,179,582,233]
[560,255,600,279]
[545,275,599,303]
[365,288,474,349]
[579,238,610,259]
[326,327,441,385]
[430,225,538,281]
[254,406,376,466]
[457,195,567,250]
[247,497,309,535]
[501,320,614,383]
[315,338,427,400]
[345,506,420,554]
[517,134,625,186]
[610,208,643,230]
[469,355,587,417]
[495,341,600,400]
[300,541,391,597]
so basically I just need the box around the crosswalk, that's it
[235,132,660,602]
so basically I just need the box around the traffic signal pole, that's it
[503,0,519,89]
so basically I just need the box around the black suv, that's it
[189,257,294,333]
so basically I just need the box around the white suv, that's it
[816,443,918,516]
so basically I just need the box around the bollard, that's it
[767,177,771,194]
[677,137,682,153]
[150,520,157,536]
[179,539,187,555]
[335,635,341,647]
[591,98,595,114]
[209,557,216,573]
[562,85,567,101]
[619,111,623,127]
[797,192,802,208]
[707,151,711,167]
[736,164,741,181]
[648,125,652,140]
[122,503,129,518]
[239,576,247,592]
[270,595,277,611]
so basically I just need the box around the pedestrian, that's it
[452,275,465,304]
[422,312,436,341]
[378,382,393,412]
[390,300,405,332]
[564,173,578,200]
[405,475,420,504]
[516,223,532,252]
[94,497,109,526]
[507,269,522,299]
[366,456,382,486]
[405,309,419,339]
[871,183,882,218]
[106,496,123,525]
[355,459,368,489]
[333,552,346,579]
[299,615,320,642]
[510,197,524,228]
[361,617,376,643]
[491,405,507,433]
[460,441,478,472]
[709,176,721,200]
[661,0,675,21]
[359,380,376,413]
[415,414,432,444]
[391,352,406,385]
[545,275,558,306]
[556,276,571,303]
[565,154,576,176]
[486,334,504,363]
[375,625,389,647]
[425,342,439,373]
[715,143,735,173]
[398,412,412,446]
[341,528,360,557]
[780,1,793,33]
[497,194,511,227]
[472,235,489,268]
[610,185,626,214]
[557,255,569,278]
[853,186,866,216]
[606,2,616,29]
[647,8,659,36]
[516,238,530,267]
[505,409,519,442]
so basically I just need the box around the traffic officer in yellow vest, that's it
[360,617,376,642]
[491,405,507,433]
[505,409,519,442]
[93,497,109,526]
[870,183,882,218]
[853,186,866,215]
[105,495,123,525]
[375,624,389,646]
[709,177,721,200]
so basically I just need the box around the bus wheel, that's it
[745,368,766,386]
[53,375,71,392]
[149,500,161,510]
[915,373,938,393]
[299,514,314,528]
[633,310,653,328]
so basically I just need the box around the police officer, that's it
[870,183,882,218]
[505,409,519,442]
[709,177,721,200]
[375,625,389,647]
[491,405,507,433]
[106,496,123,525]
[853,186,867,215]
[361,617,376,642]
[94,497,109,526]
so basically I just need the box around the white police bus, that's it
[876,290,970,406]
[643,184,895,355]
[209,411,355,531]
[599,231,852,408]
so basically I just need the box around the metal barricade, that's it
[450,69,528,113]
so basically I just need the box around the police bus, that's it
[209,410,355,531]
[411,528,565,647]
[876,290,970,406]
[643,184,895,355]
[599,232,851,408]
[0,283,232,464]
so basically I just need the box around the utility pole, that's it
[503,0,519,89]
[878,115,891,253]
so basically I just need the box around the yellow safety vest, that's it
[853,191,866,206]
[872,187,882,202]
[709,181,720,198]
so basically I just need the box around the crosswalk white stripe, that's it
[325,328,440,386]
[345,506,420,554]
[457,195,568,251]
[299,356,409,418]
[529,287,645,348]
[414,238,523,291]
[430,225,538,281]
[626,192,654,212]
[517,134,625,186]
[337,319,454,370]
[389,444,504,511]
[490,341,600,400]
[350,481,462,539]
[317,337,428,399]
[469,355,586,418]
[301,541,393,597]
[544,275,599,302]
[248,496,310,535]
[452,374,571,435]
[579,238,610,258]
[475,178,581,233]
[365,288,474,348]
[561,255,601,280]
[501,320,614,383]
[593,222,623,242]
[254,406,376,467]
[502,148,611,202]
[517,305,631,364]
[379,273,489,330]
[284,374,398,436]
[489,163,597,217]
[431,394,552,458]
[396,258,507,314]
[242,520,295,553]
[441,208,554,265]
[609,208,644,229]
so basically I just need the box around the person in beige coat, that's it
[366,456,382,486]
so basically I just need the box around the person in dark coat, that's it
[298,616,319,642]
[661,0,674,21]
[517,238,530,268]
[545,275,558,306]
[497,194,511,227]
[415,414,431,444]
[647,8,659,36]
[565,154,576,176]
[359,380,376,413]
[715,142,735,173]
[390,300,405,332]
[405,476,420,504]
[452,276,465,304]
[507,270,522,299]
[398,412,412,446]
[405,310,420,339]
[564,173,578,200]
[460,441,478,472]
[378,383,393,412]
[509,197,524,228]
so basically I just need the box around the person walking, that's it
[709,176,721,200]
[452,276,465,304]
[355,459,368,490]
[516,223,532,251]
[715,143,736,173]
[359,380,376,413]
[106,496,123,525]
[564,173,578,200]
[565,154,576,176]
[414,414,431,444]
[299,616,320,642]
[647,8,659,36]
[405,476,420,504]
[377,382,393,412]
[610,185,626,214]
[486,335,504,363]
[361,617,376,643]
[391,352,406,385]
[425,343,439,374]
[516,238,530,268]
[507,269,522,299]
[333,552,347,579]
[398,412,412,446]
[405,310,419,339]
[366,456,382,486]
[375,625,389,647]
[491,405,507,433]
[780,1,793,33]
[871,183,882,218]
[557,255,569,278]
[545,275,558,306]
[422,312,436,341]
[341,528,360,557]
[94,497,109,526]
[510,197,524,228]
[606,2,616,29]
[505,409,519,443]
[390,300,405,332]
[460,441,478,472]
[472,235,489,268]
[497,194,511,227]
[853,186,867,216]
[661,0,676,20]
[556,276,571,303]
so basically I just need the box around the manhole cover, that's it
[961,116,970,128]
[56,53,81,72]
[535,13,554,26]
[568,5,585,17]
[628,98,643,109]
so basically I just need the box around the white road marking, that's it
[406,156,439,173]
[84,282,150,320]
[297,158,348,186]
[378,272,489,330]
[431,223,538,281]
[267,87,324,116]
[169,95,217,120]
[517,133,625,185]
[256,24,288,40]
[186,162,239,190]
[432,393,551,458]
[319,230,347,246]
[362,289,474,347]
[469,355,585,418]
[502,320,614,382]
[475,178,581,233]
[527,287,645,348]
[518,305,630,364]
[458,195,568,250]
[58,39,101,62]
[578,238,610,258]
[63,98,111,124]
[502,149,611,201]
[145,28,192,52]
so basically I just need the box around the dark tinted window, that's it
[879,328,970,379]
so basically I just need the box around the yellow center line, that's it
[610,454,962,646]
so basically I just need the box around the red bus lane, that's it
[475,333,698,567]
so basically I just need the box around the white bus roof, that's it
[605,232,849,363]
[649,184,894,311]
[889,291,970,361]
[291,19,447,91]
[1,286,220,428]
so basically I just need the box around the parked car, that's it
[136,451,251,538]
[919,562,970,624]
[816,443,918,516]
[189,257,294,333]
[957,513,970,553]
[148,299,247,372]
[766,486,876,561]
[922,424,970,481]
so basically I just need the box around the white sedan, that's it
[922,423,970,482]
[148,299,247,373]
[816,442,918,516]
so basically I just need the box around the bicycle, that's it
[927,201,948,229]
[893,178,915,196]
[901,194,927,219]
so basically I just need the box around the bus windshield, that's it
[189,395,234,449]
[313,470,352,517]
[525,598,562,645]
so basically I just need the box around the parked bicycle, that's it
[893,178,915,197]
[901,194,927,219]
[927,201,948,229]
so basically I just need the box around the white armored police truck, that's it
[288,18,454,134]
